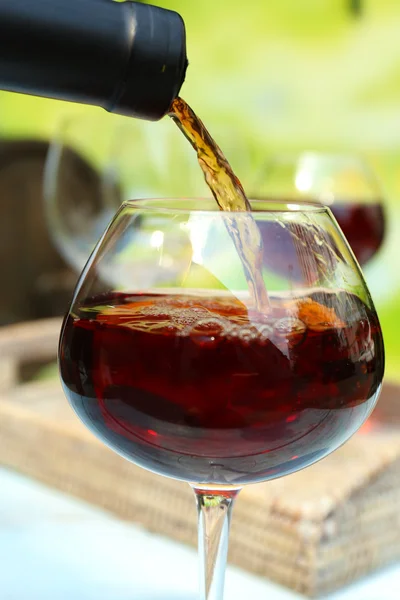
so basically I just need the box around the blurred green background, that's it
[1,0,400,377]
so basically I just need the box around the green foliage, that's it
[1,0,399,378]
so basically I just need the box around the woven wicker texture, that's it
[0,318,398,597]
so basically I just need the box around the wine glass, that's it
[59,198,384,600]
[252,152,386,267]
[43,113,123,272]
[43,113,208,273]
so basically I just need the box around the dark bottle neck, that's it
[0,0,188,121]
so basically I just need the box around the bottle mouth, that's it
[111,3,188,121]
[178,57,189,96]
[168,16,189,111]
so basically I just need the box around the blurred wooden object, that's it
[0,317,61,388]
[0,140,76,324]
[0,139,116,326]
[0,318,399,597]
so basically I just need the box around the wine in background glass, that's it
[59,198,384,600]
[252,152,385,267]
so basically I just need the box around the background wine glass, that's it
[43,114,122,272]
[43,113,210,273]
[251,152,386,268]
[59,198,384,600]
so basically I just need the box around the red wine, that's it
[169,98,250,213]
[330,202,385,266]
[169,98,269,311]
[59,291,383,485]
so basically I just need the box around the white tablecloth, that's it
[1,467,399,600]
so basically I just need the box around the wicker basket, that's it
[0,318,399,597]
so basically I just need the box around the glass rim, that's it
[265,150,369,162]
[123,197,328,215]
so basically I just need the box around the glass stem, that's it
[192,486,240,600]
